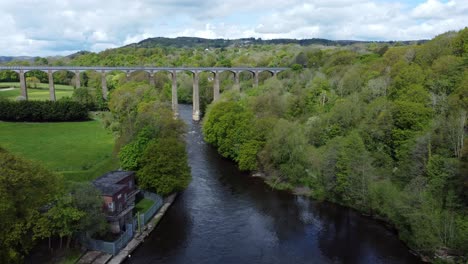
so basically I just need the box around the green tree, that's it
[203,101,255,161]
[70,183,107,237]
[119,127,153,170]
[137,137,191,196]
[426,155,458,207]
[46,194,85,249]
[72,87,96,109]
[333,132,373,209]
[260,119,311,186]
[0,147,62,263]
[26,76,40,89]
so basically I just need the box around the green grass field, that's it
[135,198,155,213]
[0,120,119,182]
[0,82,75,101]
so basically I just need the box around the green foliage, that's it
[200,28,468,261]
[26,76,40,88]
[137,137,191,196]
[260,119,310,185]
[0,147,62,263]
[333,132,373,209]
[72,87,96,110]
[0,100,89,122]
[452,27,468,56]
[392,100,433,131]
[45,194,85,248]
[119,128,152,170]
[389,62,425,99]
[291,64,303,72]
[238,140,262,171]
[415,31,457,66]
[108,80,190,196]
[69,183,108,237]
[203,101,255,161]
[2,28,466,261]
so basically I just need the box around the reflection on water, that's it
[126,104,422,264]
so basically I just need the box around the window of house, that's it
[118,194,122,200]
[108,202,114,212]
[129,181,133,188]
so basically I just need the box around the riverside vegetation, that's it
[0,86,191,263]
[202,29,468,261]
[0,28,466,263]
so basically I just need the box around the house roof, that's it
[92,171,135,196]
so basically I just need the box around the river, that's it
[125,104,423,264]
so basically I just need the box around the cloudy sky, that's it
[0,0,466,56]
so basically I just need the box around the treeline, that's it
[203,28,468,261]
[104,81,191,196]
[0,147,107,263]
[0,100,89,122]
[129,36,419,49]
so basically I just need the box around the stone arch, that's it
[49,69,77,88]
[155,69,175,78]
[257,70,276,85]
[0,69,20,83]
[127,69,150,82]
[258,69,275,77]
[21,70,47,92]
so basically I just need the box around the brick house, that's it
[92,171,139,234]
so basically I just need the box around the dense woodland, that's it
[0,29,466,262]
[201,29,468,261]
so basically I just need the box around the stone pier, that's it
[19,70,27,100]
[101,72,108,100]
[75,70,81,88]
[213,71,220,102]
[48,70,56,101]
[171,71,178,116]
[192,71,200,121]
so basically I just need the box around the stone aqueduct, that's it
[0,66,287,120]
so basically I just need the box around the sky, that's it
[0,0,466,56]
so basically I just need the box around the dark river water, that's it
[126,104,423,264]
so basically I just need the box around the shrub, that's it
[0,100,89,122]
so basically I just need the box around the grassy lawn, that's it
[135,198,155,213]
[0,82,75,101]
[0,120,119,182]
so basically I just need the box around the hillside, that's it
[0,56,35,63]
[125,36,424,49]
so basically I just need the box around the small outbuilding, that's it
[92,171,139,234]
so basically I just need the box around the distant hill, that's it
[124,36,425,49]
[66,51,92,60]
[0,56,35,63]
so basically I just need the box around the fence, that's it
[81,223,134,255]
[139,190,164,225]
[80,191,163,255]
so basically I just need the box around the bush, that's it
[71,88,97,110]
[0,100,89,122]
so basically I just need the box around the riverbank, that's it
[107,193,178,264]
[75,193,178,264]
[126,104,424,264]
[253,170,458,263]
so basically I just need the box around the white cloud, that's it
[0,0,466,56]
